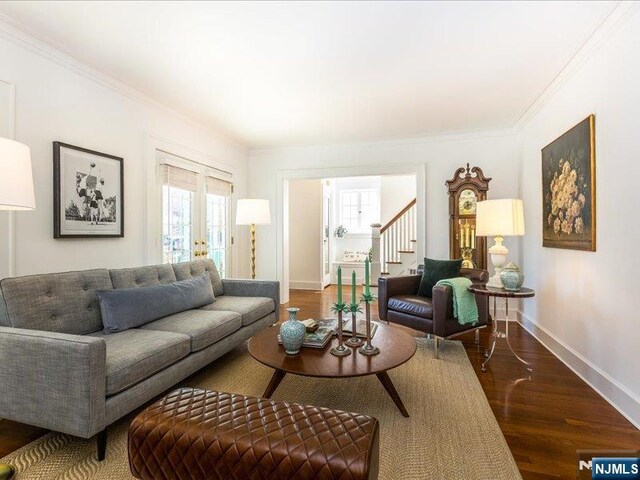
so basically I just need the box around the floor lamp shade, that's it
[236,199,271,279]
[0,137,36,210]
[476,199,525,288]
[236,199,271,225]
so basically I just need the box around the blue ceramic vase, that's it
[280,307,305,355]
[500,262,524,291]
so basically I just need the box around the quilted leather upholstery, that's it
[128,388,380,480]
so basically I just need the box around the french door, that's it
[160,163,232,277]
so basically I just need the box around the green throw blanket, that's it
[435,277,478,325]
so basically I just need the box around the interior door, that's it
[322,181,332,288]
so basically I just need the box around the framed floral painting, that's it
[541,115,596,251]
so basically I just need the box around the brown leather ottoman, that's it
[128,388,380,480]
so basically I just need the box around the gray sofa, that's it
[0,259,279,459]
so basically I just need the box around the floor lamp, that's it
[0,137,36,480]
[235,199,271,279]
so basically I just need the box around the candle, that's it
[337,266,342,304]
[364,258,370,295]
[351,270,357,305]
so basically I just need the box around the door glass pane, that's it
[162,185,193,264]
[206,193,229,278]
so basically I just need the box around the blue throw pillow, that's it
[97,273,215,334]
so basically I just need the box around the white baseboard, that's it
[289,280,324,290]
[518,311,640,429]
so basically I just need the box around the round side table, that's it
[468,285,535,373]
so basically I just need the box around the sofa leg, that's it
[96,428,107,461]
[434,337,440,359]
[475,329,480,345]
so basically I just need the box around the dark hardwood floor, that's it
[0,285,638,480]
[284,286,640,480]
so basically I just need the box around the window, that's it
[339,189,379,233]
[159,161,232,277]
[162,185,193,264]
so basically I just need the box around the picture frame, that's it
[541,115,596,251]
[53,142,124,238]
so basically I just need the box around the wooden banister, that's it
[380,198,417,234]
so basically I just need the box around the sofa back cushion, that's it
[172,259,223,297]
[97,273,215,334]
[110,264,177,289]
[0,269,112,334]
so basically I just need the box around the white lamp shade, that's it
[236,199,271,225]
[476,199,525,237]
[0,137,35,210]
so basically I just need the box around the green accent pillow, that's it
[417,258,463,298]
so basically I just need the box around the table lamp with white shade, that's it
[235,199,271,279]
[0,137,35,480]
[475,199,525,289]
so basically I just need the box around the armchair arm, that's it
[222,279,280,322]
[377,275,421,321]
[0,327,106,438]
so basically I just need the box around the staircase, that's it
[370,199,417,284]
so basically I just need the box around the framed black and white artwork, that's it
[53,142,124,238]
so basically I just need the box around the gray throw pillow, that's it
[97,273,214,334]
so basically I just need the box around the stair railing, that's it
[374,198,417,275]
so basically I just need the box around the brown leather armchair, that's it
[378,268,489,357]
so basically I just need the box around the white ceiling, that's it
[0,1,616,147]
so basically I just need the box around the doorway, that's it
[288,173,418,293]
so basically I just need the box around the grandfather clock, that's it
[446,164,491,270]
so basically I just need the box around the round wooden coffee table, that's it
[248,323,417,417]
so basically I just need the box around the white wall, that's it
[380,174,416,225]
[289,179,322,289]
[0,35,249,276]
[519,10,640,426]
[249,132,521,300]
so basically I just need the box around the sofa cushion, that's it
[0,269,112,334]
[88,329,190,396]
[109,264,177,289]
[388,295,433,319]
[139,309,241,352]
[97,273,214,334]
[172,259,223,297]
[200,296,275,327]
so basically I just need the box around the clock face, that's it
[459,189,477,215]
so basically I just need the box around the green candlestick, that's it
[351,270,357,305]
[364,258,370,295]
[337,265,342,304]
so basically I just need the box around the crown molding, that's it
[250,126,519,157]
[0,13,247,151]
[512,1,639,132]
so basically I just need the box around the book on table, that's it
[277,326,333,349]
[316,318,378,339]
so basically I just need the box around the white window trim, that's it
[338,187,380,234]
[145,135,237,275]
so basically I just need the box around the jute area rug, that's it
[1,337,521,480]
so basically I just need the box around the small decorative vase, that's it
[280,307,305,355]
[500,262,524,291]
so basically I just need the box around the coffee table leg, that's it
[262,369,286,398]
[376,371,409,417]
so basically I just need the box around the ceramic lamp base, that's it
[330,345,352,357]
